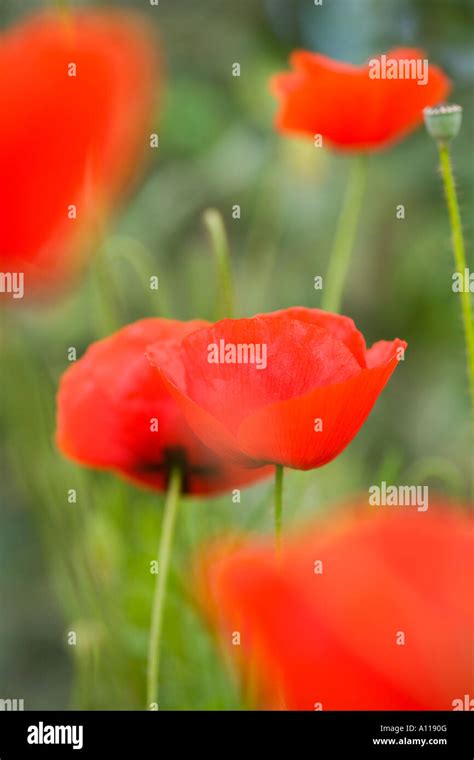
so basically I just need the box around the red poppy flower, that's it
[0,11,157,296]
[56,319,272,495]
[199,504,473,710]
[271,48,451,151]
[147,308,406,470]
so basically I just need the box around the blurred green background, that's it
[1,0,473,709]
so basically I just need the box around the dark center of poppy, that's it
[135,446,222,494]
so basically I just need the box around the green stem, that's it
[438,142,474,425]
[274,465,284,554]
[146,466,182,709]
[321,155,368,313]
[108,235,168,317]
[404,456,463,498]
[203,208,236,319]
[91,245,122,337]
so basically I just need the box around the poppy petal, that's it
[237,339,406,467]
[57,318,272,495]
[0,11,158,294]
[261,307,367,367]
[199,506,473,709]
[148,309,406,470]
[271,47,451,151]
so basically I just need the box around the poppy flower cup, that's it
[56,319,273,496]
[0,11,158,296]
[271,48,451,151]
[147,308,407,470]
[198,504,473,710]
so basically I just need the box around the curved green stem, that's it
[146,466,182,709]
[438,142,474,426]
[91,245,122,337]
[274,465,284,554]
[404,456,463,498]
[203,208,236,319]
[108,235,168,317]
[321,155,368,313]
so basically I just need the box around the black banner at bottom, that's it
[0,710,472,757]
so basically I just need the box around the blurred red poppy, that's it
[147,307,406,470]
[271,48,450,151]
[199,504,473,709]
[0,11,157,296]
[56,319,272,495]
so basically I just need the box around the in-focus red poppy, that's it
[147,307,406,470]
[271,48,451,151]
[56,319,273,496]
[0,10,158,296]
[198,503,473,710]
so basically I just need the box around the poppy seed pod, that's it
[424,104,463,143]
